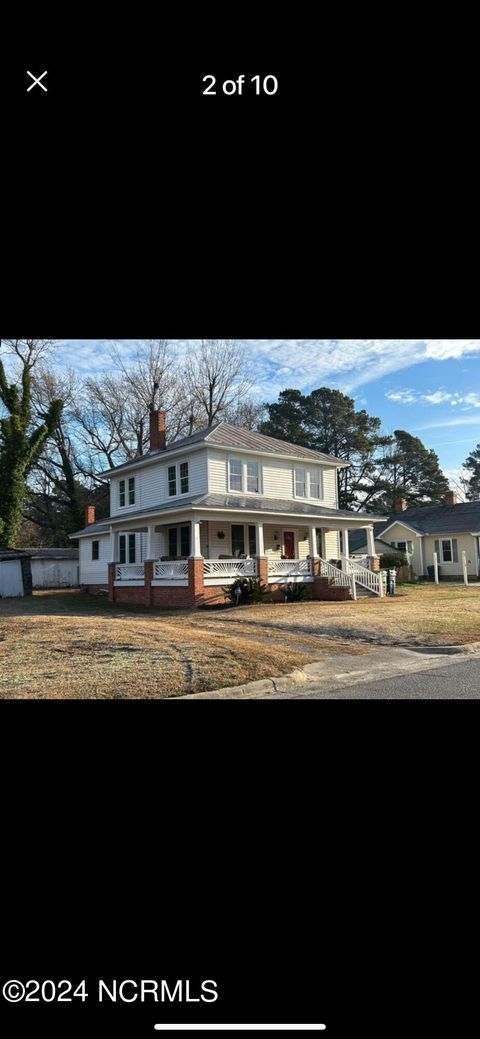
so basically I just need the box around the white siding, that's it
[207,447,339,506]
[324,530,340,559]
[79,535,110,585]
[110,450,208,516]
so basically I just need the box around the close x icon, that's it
[26,70,48,92]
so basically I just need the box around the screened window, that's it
[92,540,99,561]
[231,524,245,557]
[180,461,189,494]
[295,467,306,497]
[229,459,242,491]
[119,536,126,564]
[119,479,126,507]
[180,526,190,556]
[168,528,177,557]
[248,525,256,556]
[128,477,135,505]
[168,465,177,497]
[247,461,259,493]
[309,470,320,499]
[128,534,136,563]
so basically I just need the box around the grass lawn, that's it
[1,583,479,699]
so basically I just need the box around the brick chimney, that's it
[394,497,408,512]
[444,490,458,506]
[85,505,96,526]
[150,409,166,452]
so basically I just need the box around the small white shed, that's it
[0,549,33,598]
[28,549,80,589]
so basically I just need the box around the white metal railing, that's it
[268,559,312,578]
[204,559,257,579]
[342,557,383,597]
[153,561,189,580]
[115,564,145,581]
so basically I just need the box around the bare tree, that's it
[183,340,253,429]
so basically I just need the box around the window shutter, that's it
[434,539,440,560]
[452,539,458,563]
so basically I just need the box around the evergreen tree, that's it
[0,341,63,546]
[259,388,312,447]
[463,442,480,500]
[372,430,450,511]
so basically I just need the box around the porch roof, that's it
[69,493,386,538]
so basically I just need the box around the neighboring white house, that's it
[70,413,387,605]
[348,494,480,580]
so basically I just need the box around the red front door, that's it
[284,532,295,559]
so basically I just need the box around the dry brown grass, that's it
[2,583,478,699]
[0,590,364,699]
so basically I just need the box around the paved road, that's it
[298,656,480,698]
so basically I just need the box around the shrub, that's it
[223,576,270,605]
[379,550,407,569]
[283,582,313,602]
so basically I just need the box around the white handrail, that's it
[342,557,383,597]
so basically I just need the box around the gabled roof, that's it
[102,422,349,476]
[378,500,480,537]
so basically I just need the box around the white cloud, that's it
[386,388,480,410]
[48,338,480,399]
[412,416,480,430]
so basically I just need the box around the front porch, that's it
[106,515,384,607]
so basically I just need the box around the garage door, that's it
[0,560,24,597]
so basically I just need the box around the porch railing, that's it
[267,558,313,582]
[341,557,383,597]
[115,564,145,581]
[153,561,189,580]
[319,558,354,591]
[204,558,257,585]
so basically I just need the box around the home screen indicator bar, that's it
[154,1027,327,1032]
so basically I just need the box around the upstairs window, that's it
[92,540,99,560]
[295,467,306,497]
[309,470,320,499]
[229,458,243,492]
[119,477,135,507]
[168,465,177,496]
[247,461,259,493]
[180,461,189,494]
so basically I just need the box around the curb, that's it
[181,641,480,697]
[401,641,480,656]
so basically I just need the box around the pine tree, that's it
[463,442,480,500]
[0,342,63,546]
[373,430,450,511]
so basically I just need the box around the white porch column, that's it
[343,528,350,559]
[109,527,116,562]
[256,521,265,556]
[191,517,202,558]
[309,524,319,558]
[366,525,375,557]
[146,524,155,560]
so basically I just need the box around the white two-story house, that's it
[70,412,386,605]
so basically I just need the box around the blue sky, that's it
[54,339,480,481]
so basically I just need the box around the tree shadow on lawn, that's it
[0,589,196,620]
